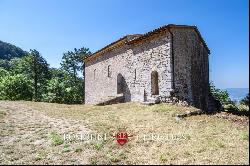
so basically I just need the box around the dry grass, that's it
[0,101,249,165]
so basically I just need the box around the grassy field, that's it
[0,101,249,165]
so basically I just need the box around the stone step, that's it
[96,94,125,106]
[141,101,155,105]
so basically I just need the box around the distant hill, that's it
[0,40,27,60]
[0,40,27,69]
[225,88,249,103]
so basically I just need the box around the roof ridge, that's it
[85,24,210,62]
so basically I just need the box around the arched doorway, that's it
[117,73,125,94]
[151,71,159,95]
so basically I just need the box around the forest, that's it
[0,40,91,104]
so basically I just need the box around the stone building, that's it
[84,24,216,111]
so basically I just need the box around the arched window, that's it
[108,65,111,77]
[151,71,159,95]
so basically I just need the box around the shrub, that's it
[223,104,239,112]
[0,74,33,100]
[210,82,231,105]
[0,67,9,78]
[238,104,249,112]
[42,77,83,104]
[49,132,64,146]
[42,78,64,103]
[240,93,249,106]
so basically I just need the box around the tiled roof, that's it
[84,24,210,62]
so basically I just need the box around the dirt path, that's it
[0,101,93,165]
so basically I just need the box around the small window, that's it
[108,65,111,77]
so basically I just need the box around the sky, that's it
[0,0,249,89]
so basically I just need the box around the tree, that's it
[0,40,27,70]
[0,74,33,100]
[61,47,91,81]
[0,67,9,78]
[210,82,231,105]
[0,59,11,70]
[49,67,67,79]
[76,47,91,78]
[240,93,249,106]
[61,47,91,102]
[62,77,84,104]
[42,77,64,103]
[0,40,27,60]
[42,76,84,104]
[10,50,50,101]
[61,51,78,82]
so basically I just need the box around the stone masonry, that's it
[84,24,215,111]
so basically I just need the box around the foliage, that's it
[223,104,239,112]
[49,67,67,79]
[49,131,64,146]
[0,74,33,100]
[10,50,50,101]
[42,76,84,104]
[61,47,91,80]
[62,77,84,104]
[238,104,249,112]
[0,67,9,78]
[210,82,232,105]
[240,93,249,106]
[0,59,11,70]
[0,40,27,60]
[0,40,90,104]
[42,77,64,103]
[60,47,90,102]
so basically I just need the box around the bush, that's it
[0,74,33,100]
[210,82,231,105]
[63,84,83,104]
[42,77,83,104]
[240,93,249,106]
[238,104,249,112]
[223,104,239,112]
[0,67,9,78]
[42,78,64,103]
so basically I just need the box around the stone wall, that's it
[85,27,210,111]
[171,28,209,110]
[85,32,173,104]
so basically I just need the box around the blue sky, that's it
[0,0,249,88]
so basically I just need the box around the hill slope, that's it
[0,40,28,69]
[0,101,248,165]
[0,40,27,60]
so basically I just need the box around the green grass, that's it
[49,131,64,146]
[160,154,168,162]
[75,147,83,153]
[35,154,43,161]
